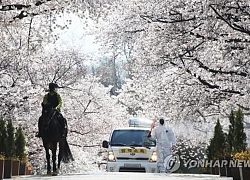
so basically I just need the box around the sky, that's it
[47,13,100,54]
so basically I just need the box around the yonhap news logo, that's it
[183,159,250,169]
[163,154,250,173]
[164,154,181,173]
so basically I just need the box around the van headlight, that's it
[108,151,116,162]
[149,151,157,162]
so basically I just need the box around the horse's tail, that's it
[61,138,74,163]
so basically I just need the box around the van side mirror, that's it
[102,140,109,148]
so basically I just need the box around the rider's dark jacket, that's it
[42,91,62,111]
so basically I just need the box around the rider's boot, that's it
[35,117,42,138]
[36,126,42,137]
[35,132,41,138]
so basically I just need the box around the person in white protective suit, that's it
[148,116,176,173]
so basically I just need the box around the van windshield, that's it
[110,129,156,147]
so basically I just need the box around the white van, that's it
[102,118,157,173]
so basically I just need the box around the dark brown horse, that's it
[40,104,73,175]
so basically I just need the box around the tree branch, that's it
[140,15,196,24]
[70,130,91,136]
[0,1,57,23]
[69,143,100,148]
[209,4,250,36]
[0,4,31,11]
[27,17,33,51]
[193,58,248,77]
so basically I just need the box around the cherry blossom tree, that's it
[95,0,250,123]
[0,0,126,173]
[1,0,250,173]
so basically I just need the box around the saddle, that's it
[39,106,67,138]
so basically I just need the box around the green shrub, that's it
[0,117,26,161]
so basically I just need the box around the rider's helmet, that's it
[49,83,59,92]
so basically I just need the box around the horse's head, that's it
[41,103,55,123]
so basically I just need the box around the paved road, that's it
[11,172,233,180]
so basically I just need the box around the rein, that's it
[44,109,57,127]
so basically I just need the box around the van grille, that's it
[117,157,149,160]
[119,167,146,173]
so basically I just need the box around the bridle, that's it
[43,108,57,127]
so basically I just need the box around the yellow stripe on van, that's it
[119,148,147,154]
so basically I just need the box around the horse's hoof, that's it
[52,171,58,176]
[47,171,52,175]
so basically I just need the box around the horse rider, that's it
[36,83,68,138]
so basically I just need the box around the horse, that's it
[40,103,74,175]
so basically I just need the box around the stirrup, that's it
[35,133,41,138]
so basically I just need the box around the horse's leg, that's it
[58,139,64,170]
[45,146,51,175]
[52,144,58,175]
[58,147,62,171]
